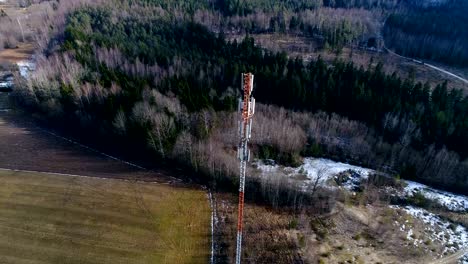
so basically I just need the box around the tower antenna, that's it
[235,73,255,264]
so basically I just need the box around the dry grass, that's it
[0,43,34,63]
[213,191,438,264]
[214,193,302,264]
[0,0,47,63]
[299,202,441,264]
[0,169,211,264]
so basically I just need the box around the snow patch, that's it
[0,74,14,90]
[17,61,35,79]
[403,180,468,212]
[392,205,468,255]
[256,158,374,190]
[300,157,374,186]
[257,157,467,212]
[460,253,468,264]
[0,80,13,89]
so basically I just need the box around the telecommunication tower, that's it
[235,73,255,264]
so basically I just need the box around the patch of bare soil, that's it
[0,43,34,64]
[299,203,439,264]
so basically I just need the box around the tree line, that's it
[15,3,468,202]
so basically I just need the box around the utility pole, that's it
[235,73,255,264]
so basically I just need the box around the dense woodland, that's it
[15,0,468,200]
[384,0,468,67]
[92,0,390,51]
[4,0,465,65]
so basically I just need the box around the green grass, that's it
[0,170,210,264]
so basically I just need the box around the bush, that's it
[310,217,334,241]
[407,191,441,209]
[288,218,299,229]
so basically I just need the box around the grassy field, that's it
[0,169,210,264]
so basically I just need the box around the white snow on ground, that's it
[300,157,374,185]
[17,61,35,79]
[404,180,468,212]
[257,158,468,261]
[0,74,14,89]
[392,205,468,255]
[0,80,13,89]
[424,0,449,5]
[256,158,374,190]
[256,158,468,212]
[460,253,468,264]
[255,160,278,174]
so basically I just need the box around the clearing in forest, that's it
[0,43,34,64]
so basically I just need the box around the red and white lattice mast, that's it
[235,73,255,264]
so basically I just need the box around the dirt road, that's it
[385,47,468,85]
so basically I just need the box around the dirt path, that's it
[381,16,468,86]
[384,47,468,85]
[429,249,468,264]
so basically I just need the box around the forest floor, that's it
[228,33,468,93]
[212,192,302,263]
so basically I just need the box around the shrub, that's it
[288,218,299,229]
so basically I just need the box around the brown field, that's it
[0,102,171,181]
[0,169,211,264]
[0,94,211,264]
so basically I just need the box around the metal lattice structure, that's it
[235,73,255,264]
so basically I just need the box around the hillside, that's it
[0,0,467,263]
[14,1,468,194]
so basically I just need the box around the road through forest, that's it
[381,16,468,86]
[384,47,468,85]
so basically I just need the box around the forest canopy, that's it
[17,1,468,196]
[384,0,468,66]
